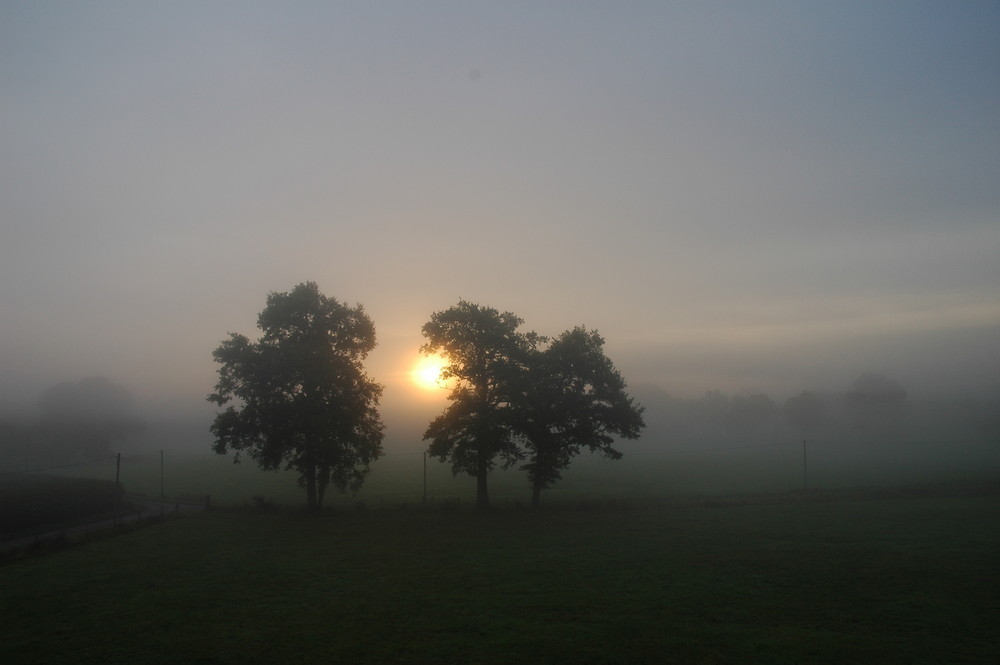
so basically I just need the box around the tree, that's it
[783,390,826,436]
[727,393,779,437]
[696,390,731,425]
[208,282,384,511]
[512,327,645,508]
[844,372,908,434]
[420,300,536,510]
[35,377,143,465]
[0,418,34,472]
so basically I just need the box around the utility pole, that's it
[115,452,122,525]
[422,451,427,505]
[802,440,808,491]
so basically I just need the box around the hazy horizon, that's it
[3,3,998,442]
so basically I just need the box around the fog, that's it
[2,3,998,486]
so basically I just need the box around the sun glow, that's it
[410,355,448,391]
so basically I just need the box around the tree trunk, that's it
[305,463,318,512]
[475,455,490,511]
[317,468,328,509]
[531,483,541,510]
[475,384,491,512]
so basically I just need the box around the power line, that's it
[22,455,118,474]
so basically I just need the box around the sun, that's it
[410,355,448,391]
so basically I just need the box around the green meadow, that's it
[4,441,999,663]
[30,436,1000,510]
[2,489,999,664]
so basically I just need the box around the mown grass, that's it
[2,490,998,664]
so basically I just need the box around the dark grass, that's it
[23,437,1000,511]
[2,489,999,664]
[0,474,121,535]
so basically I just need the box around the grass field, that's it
[29,435,1000,511]
[2,488,999,664]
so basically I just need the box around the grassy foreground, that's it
[2,490,999,664]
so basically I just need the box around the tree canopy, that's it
[421,300,537,510]
[208,282,384,511]
[783,390,826,436]
[844,372,909,434]
[421,302,643,509]
[34,377,143,465]
[512,327,645,507]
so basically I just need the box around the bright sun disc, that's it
[411,356,446,391]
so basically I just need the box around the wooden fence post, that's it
[115,452,121,525]
[802,440,808,491]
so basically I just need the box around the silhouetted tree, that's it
[0,419,33,472]
[783,390,826,436]
[512,327,645,508]
[727,393,779,435]
[421,301,536,510]
[208,282,384,511]
[694,390,731,427]
[35,377,143,464]
[844,372,908,435]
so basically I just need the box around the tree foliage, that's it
[727,393,779,434]
[421,301,537,510]
[34,377,143,465]
[421,302,644,509]
[513,327,645,507]
[783,390,826,436]
[208,282,384,511]
[844,372,908,434]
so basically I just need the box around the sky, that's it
[2,2,999,437]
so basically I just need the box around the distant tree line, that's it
[635,372,1000,450]
[0,377,143,472]
[7,283,993,512]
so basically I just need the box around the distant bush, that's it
[248,495,274,512]
[0,474,122,534]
